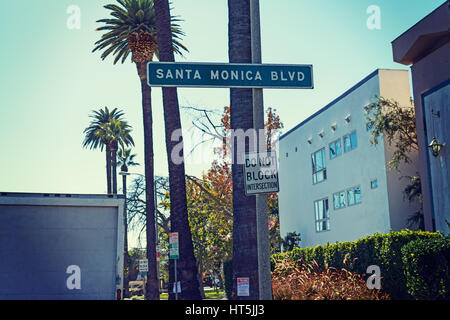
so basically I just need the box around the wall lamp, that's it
[344,114,351,123]
[428,137,446,157]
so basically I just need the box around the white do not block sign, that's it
[139,259,148,272]
[244,152,279,195]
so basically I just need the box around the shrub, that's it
[271,230,442,299]
[401,235,450,299]
[271,257,389,300]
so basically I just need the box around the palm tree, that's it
[100,118,135,194]
[228,0,259,300]
[117,147,139,297]
[93,0,187,300]
[153,0,201,300]
[83,107,133,194]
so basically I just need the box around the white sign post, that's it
[244,151,279,196]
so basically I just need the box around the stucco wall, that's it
[423,82,450,234]
[279,69,418,248]
[279,70,398,248]
[378,70,420,231]
[0,194,124,300]
[410,42,450,231]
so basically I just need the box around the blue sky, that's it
[0,0,444,197]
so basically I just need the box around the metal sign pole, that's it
[174,259,178,300]
[250,0,272,300]
[169,232,179,300]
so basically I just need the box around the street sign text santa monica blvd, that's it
[147,62,313,89]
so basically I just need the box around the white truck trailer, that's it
[0,192,125,300]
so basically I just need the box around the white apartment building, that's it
[278,69,420,248]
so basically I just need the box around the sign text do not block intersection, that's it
[147,62,313,89]
[244,152,279,196]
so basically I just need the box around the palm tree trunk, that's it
[122,173,129,298]
[111,146,118,195]
[154,0,201,300]
[106,146,112,194]
[228,0,259,300]
[136,61,159,300]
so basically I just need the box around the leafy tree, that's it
[93,0,188,300]
[126,175,171,292]
[83,107,134,194]
[365,96,418,169]
[183,104,284,263]
[126,175,171,246]
[365,96,423,229]
[186,162,233,297]
[268,194,281,254]
[281,232,301,252]
[127,247,146,283]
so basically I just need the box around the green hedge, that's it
[271,230,443,299]
[401,236,450,299]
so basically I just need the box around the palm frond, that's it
[82,107,133,151]
[93,0,188,64]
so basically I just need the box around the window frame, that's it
[311,148,327,185]
[333,190,347,210]
[329,138,342,160]
[314,198,330,233]
[343,130,358,153]
[371,179,378,189]
[347,185,362,206]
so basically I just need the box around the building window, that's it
[314,198,330,232]
[347,186,362,206]
[343,131,358,152]
[329,139,342,159]
[312,148,327,184]
[333,191,346,210]
[371,179,378,189]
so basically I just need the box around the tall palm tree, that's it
[100,118,135,194]
[83,107,133,195]
[153,0,201,300]
[228,0,259,299]
[93,0,187,300]
[117,147,139,298]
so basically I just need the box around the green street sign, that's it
[169,232,179,259]
[147,62,314,89]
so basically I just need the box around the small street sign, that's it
[138,259,148,272]
[169,232,179,260]
[147,62,313,89]
[237,277,250,296]
[244,151,279,195]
